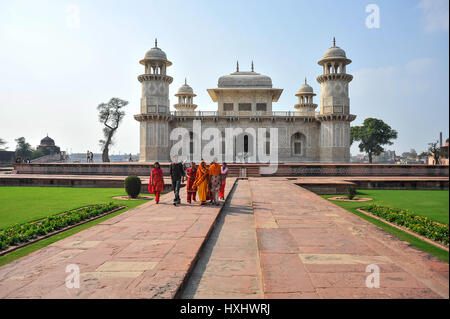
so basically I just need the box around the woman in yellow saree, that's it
[193,161,209,205]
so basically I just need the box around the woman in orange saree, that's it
[149,162,164,204]
[193,161,209,205]
[208,160,221,205]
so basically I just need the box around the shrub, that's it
[365,204,449,245]
[346,186,357,200]
[0,203,119,251]
[125,175,141,198]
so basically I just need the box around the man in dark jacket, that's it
[169,157,185,206]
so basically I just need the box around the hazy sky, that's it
[0,0,448,155]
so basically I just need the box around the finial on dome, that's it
[251,61,254,72]
[305,78,307,84]
[185,78,187,85]
[155,38,158,47]
[333,37,336,47]
[236,61,239,72]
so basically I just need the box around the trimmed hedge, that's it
[0,203,120,251]
[125,175,141,198]
[365,204,449,245]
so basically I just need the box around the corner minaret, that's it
[294,78,317,116]
[134,39,173,162]
[316,38,356,162]
[173,79,197,114]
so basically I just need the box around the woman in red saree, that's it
[219,162,228,200]
[193,161,209,205]
[186,162,197,203]
[149,162,164,204]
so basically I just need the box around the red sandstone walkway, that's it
[250,178,449,299]
[0,179,235,298]
[0,177,448,299]
[181,179,263,298]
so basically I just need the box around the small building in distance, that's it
[37,135,61,156]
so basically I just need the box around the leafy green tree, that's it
[31,149,45,160]
[15,137,33,159]
[0,138,7,151]
[350,118,398,163]
[427,141,441,165]
[97,98,128,162]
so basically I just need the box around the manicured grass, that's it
[0,187,152,228]
[322,190,449,263]
[348,190,448,224]
[0,186,151,266]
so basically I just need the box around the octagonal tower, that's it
[134,39,173,162]
[316,38,356,162]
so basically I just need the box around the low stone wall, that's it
[13,162,449,177]
[267,163,449,177]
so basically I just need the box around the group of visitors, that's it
[86,151,94,163]
[148,159,228,206]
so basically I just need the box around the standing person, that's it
[129,153,133,162]
[193,161,209,205]
[90,151,94,163]
[149,162,164,204]
[186,162,197,204]
[87,150,90,163]
[208,159,221,205]
[169,157,185,206]
[219,162,228,200]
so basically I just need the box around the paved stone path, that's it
[0,177,448,299]
[249,178,449,299]
[0,179,235,298]
[181,179,263,299]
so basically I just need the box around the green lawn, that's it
[322,189,449,263]
[0,186,151,266]
[0,187,152,228]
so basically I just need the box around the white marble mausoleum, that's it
[134,39,356,163]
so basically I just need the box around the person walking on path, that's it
[186,162,197,204]
[208,159,221,205]
[170,157,185,206]
[219,162,228,200]
[149,162,164,204]
[193,160,209,205]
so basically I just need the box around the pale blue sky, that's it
[0,0,448,155]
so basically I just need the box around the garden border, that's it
[0,205,126,257]
[356,208,449,251]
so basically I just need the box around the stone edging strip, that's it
[0,206,127,257]
[356,208,449,252]
[174,178,239,299]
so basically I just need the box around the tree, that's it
[0,138,7,151]
[15,137,33,159]
[350,118,398,163]
[427,141,440,165]
[97,98,128,162]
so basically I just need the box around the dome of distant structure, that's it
[40,135,55,146]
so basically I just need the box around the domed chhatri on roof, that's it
[139,39,172,66]
[173,79,197,111]
[218,61,272,88]
[175,79,196,96]
[318,38,351,66]
[40,135,55,146]
[296,78,315,95]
